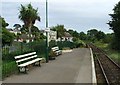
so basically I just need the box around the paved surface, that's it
[3,48,92,83]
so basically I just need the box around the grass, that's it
[94,42,120,63]
[0,60,2,80]
[2,61,18,79]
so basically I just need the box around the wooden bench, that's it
[51,46,62,56]
[14,52,43,73]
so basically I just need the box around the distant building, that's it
[58,32,73,42]
[7,28,21,35]
[7,28,35,43]
[16,34,35,43]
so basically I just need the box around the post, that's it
[45,0,49,63]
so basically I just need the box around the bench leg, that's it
[24,66,27,74]
[19,67,28,74]
[18,67,20,73]
[39,60,41,67]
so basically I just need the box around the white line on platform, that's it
[90,48,97,85]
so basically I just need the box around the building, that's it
[16,34,35,43]
[58,32,73,42]
[7,28,21,35]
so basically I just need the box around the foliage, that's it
[68,29,79,38]
[57,41,75,49]
[79,32,87,40]
[87,29,98,42]
[96,31,105,41]
[21,25,45,41]
[50,24,66,38]
[2,61,17,79]
[108,1,120,50]
[19,3,40,42]
[102,33,113,43]
[2,28,15,46]
[0,16,9,28]
[30,41,46,55]
[94,42,120,64]
[74,39,86,48]
[1,17,15,46]
[87,29,106,42]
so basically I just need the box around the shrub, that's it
[74,40,86,48]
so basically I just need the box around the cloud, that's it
[1,0,119,33]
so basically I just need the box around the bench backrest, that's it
[14,52,37,65]
[51,46,59,52]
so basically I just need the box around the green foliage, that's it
[94,42,120,63]
[30,41,46,55]
[19,3,40,42]
[50,24,66,38]
[19,4,40,27]
[2,61,17,79]
[74,39,86,48]
[0,17,9,28]
[108,1,120,50]
[79,32,87,40]
[96,31,105,41]
[102,33,113,43]
[1,17,15,46]
[57,41,75,49]
[87,29,106,42]
[68,29,79,38]
[2,28,15,46]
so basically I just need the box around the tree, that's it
[67,29,79,38]
[87,29,105,42]
[108,1,120,50]
[102,33,113,43]
[87,29,98,42]
[0,16,9,27]
[1,17,15,46]
[2,28,15,46]
[50,25,66,38]
[79,32,87,40]
[96,31,105,41]
[19,4,40,42]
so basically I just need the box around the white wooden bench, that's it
[14,52,43,73]
[51,46,62,56]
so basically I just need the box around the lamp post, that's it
[45,0,49,63]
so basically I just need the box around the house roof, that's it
[63,32,72,37]
[19,34,34,39]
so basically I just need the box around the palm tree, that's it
[18,4,40,42]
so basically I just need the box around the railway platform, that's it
[3,48,96,84]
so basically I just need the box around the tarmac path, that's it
[3,48,92,83]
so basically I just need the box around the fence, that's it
[2,40,75,79]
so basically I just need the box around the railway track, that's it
[88,43,120,85]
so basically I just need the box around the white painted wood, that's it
[15,52,36,59]
[51,46,62,55]
[18,58,43,67]
[16,55,37,63]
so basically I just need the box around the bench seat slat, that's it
[16,55,37,63]
[15,52,36,59]
[18,58,43,67]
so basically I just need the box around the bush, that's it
[57,41,75,49]
[2,61,18,79]
[74,40,86,48]
[49,50,56,58]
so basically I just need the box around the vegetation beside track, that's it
[94,42,120,65]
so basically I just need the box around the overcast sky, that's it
[1,0,120,33]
